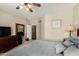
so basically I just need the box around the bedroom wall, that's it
[73,4,79,26]
[0,10,28,42]
[40,5,74,41]
[73,4,79,37]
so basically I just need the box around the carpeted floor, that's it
[1,40,62,56]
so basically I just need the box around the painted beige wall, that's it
[0,10,28,42]
[41,7,74,41]
[73,4,79,37]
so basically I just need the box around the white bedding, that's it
[2,40,62,56]
[64,45,79,56]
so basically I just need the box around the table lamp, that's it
[66,24,76,37]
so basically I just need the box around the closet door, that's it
[32,25,36,40]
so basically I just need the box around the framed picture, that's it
[52,20,61,28]
[77,28,79,36]
[16,23,25,35]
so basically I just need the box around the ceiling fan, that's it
[16,3,41,12]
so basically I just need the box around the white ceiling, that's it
[0,3,77,20]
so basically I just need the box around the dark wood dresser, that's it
[0,35,18,53]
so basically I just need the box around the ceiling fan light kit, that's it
[16,3,41,12]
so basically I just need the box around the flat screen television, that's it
[0,26,11,37]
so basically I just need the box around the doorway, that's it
[16,24,25,44]
[32,25,36,40]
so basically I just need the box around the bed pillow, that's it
[69,37,79,48]
[55,43,66,54]
[76,44,79,48]
[70,37,79,44]
[63,39,74,47]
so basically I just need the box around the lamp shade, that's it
[66,24,76,32]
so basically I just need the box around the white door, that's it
[27,25,32,40]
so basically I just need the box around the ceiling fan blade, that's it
[32,3,41,7]
[24,3,28,5]
[25,4,33,12]
[16,6,20,9]
[29,8,33,12]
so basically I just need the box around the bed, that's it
[64,45,79,56]
[56,37,79,56]
[1,40,62,56]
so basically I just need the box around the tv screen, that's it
[0,26,11,37]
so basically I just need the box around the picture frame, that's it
[77,28,79,36]
[52,20,61,28]
[16,23,25,35]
